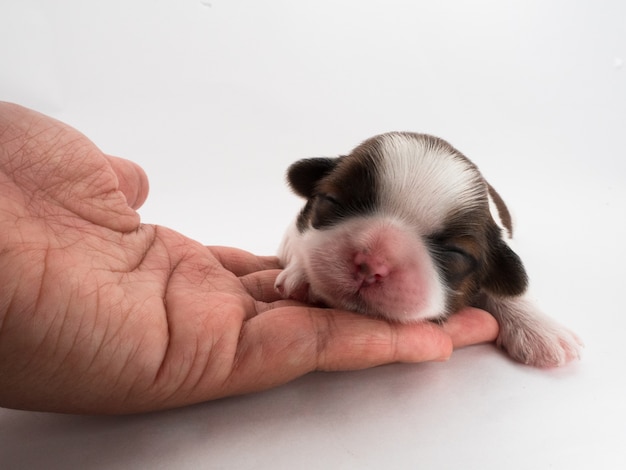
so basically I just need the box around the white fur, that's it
[275,220,309,299]
[277,216,447,322]
[377,134,483,233]
[487,191,507,235]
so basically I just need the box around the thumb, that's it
[0,102,143,233]
[105,155,149,210]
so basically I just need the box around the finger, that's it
[105,155,149,210]
[310,310,454,369]
[258,298,314,311]
[208,246,281,276]
[239,269,284,303]
[221,307,453,397]
[441,307,499,349]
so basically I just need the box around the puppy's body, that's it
[276,132,581,367]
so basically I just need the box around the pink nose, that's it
[353,252,390,286]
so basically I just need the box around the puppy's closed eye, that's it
[311,193,342,228]
[435,245,478,285]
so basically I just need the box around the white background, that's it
[1,1,625,468]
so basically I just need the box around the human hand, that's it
[0,102,499,414]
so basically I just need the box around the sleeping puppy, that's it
[275,132,582,367]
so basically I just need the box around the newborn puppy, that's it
[275,132,582,367]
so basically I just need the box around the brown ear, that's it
[481,229,529,297]
[286,157,338,198]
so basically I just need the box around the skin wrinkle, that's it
[2,123,52,170]
[0,245,26,337]
[388,321,401,364]
[74,281,106,378]
[120,338,154,404]
[123,224,158,273]
[195,258,227,293]
[225,318,255,394]
[5,119,139,234]
[161,331,198,402]
[59,228,154,403]
[237,272,273,316]
[47,293,79,380]
[124,229,191,396]
[153,238,240,398]
[114,322,164,405]
[226,308,300,396]
[106,156,148,211]
[26,243,58,365]
[311,309,335,371]
[77,290,111,382]
[193,305,242,401]
[15,140,73,199]
[153,257,179,385]
[66,187,133,233]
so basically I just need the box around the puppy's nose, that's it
[353,252,390,285]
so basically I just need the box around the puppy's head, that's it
[286,132,527,323]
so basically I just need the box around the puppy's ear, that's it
[287,157,338,198]
[481,226,529,297]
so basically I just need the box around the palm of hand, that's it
[0,103,498,414]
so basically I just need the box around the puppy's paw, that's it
[497,320,583,368]
[274,266,310,303]
[481,294,583,368]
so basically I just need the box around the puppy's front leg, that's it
[479,294,583,367]
[274,261,310,302]
[275,221,311,303]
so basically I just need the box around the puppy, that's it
[275,132,582,367]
